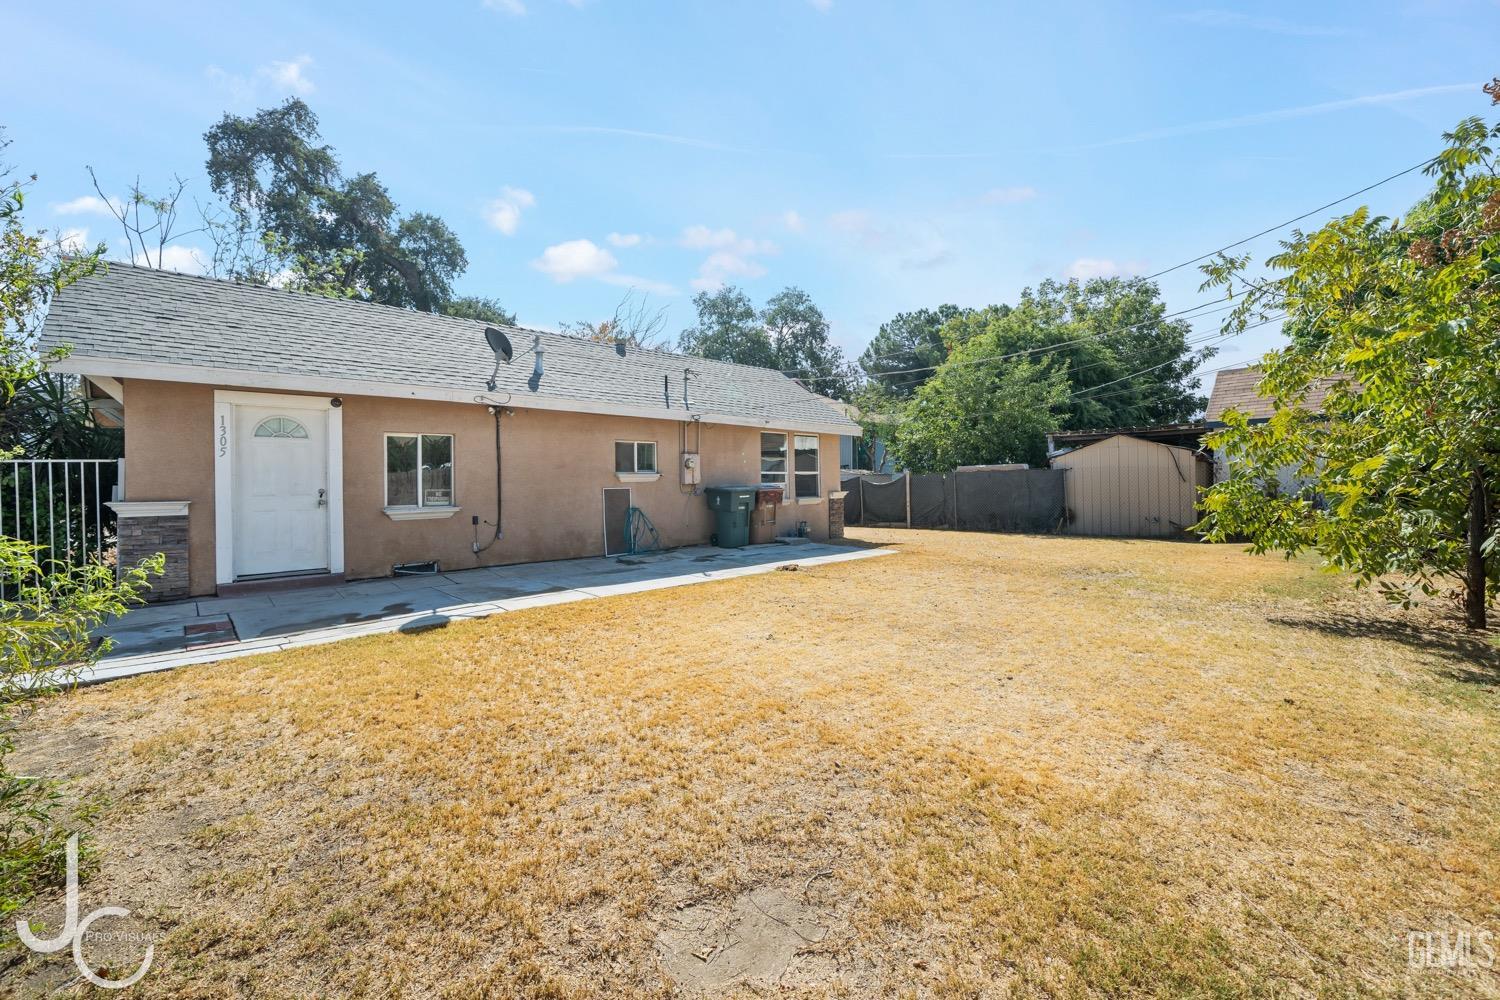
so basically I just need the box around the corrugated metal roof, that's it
[39,262,862,435]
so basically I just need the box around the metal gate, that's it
[0,459,121,597]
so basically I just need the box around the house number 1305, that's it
[218,415,228,457]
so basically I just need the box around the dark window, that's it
[386,433,454,507]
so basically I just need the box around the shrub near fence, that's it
[840,467,1067,534]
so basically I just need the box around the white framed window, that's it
[385,433,455,509]
[760,432,788,489]
[794,435,821,500]
[614,441,657,475]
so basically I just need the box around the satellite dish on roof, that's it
[483,327,514,392]
[484,326,514,364]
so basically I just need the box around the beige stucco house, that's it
[41,264,861,600]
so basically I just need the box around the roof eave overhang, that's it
[52,356,862,437]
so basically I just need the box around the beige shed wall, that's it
[1051,434,1207,538]
[121,379,837,596]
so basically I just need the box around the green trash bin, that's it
[704,486,756,548]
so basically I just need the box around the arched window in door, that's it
[253,416,309,439]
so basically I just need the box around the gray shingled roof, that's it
[40,262,861,435]
[1205,365,1343,423]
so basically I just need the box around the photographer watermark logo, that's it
[1408,929,1495,971]
[14,834,153,989]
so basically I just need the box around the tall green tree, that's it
[759,287,855,398]
[887,351,1069,471]
[444,295,517,326]
[204,99,468,312]
[678,286,774,367]
[858,304,972,397]
[678,285,855,398]
[1198,106,1500,629]
[876,277,1209,472]
[938,278,1209,431]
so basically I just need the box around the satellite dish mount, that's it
[484,326,514,391]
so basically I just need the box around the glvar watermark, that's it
[1408,929,1495,970]
[14,834,154,989]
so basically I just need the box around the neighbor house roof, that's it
[1204,365,1343,424]
[40,263,861,435]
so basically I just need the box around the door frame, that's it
[213,390,344,585]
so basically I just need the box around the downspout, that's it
[472,405,504,553]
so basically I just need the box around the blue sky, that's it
[10,1,1498,373]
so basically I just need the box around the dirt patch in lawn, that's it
[4,529,1500,998]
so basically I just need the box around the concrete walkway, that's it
[88,541,892,684]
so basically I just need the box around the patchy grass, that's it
[4,529,1499,997]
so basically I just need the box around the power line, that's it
[1137,157,1437,282]
[1066,315,1284,401]
[810,153,1436,384]
[785,293,1243,383]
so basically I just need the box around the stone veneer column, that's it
[107,501,191,602]
[827,490,847,540]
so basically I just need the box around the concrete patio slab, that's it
[84,542,893,684]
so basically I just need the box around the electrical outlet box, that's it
[681,452,701,485]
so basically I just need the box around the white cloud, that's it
[808,0,833,10]
[483,0,526,13]
[691,251,767,291]
[678,225,776,256]
[678,226,777,291]
[57,228,91,254]
[53,195,120,217]
[207,55,317,102]
[532,238,677,295]
[1064,257,1146,280]
[979,185,1038,205]
[130,245,208,275]
[781,210,805,233]
[533,239,617,282]
[606,232,642,248]
[483,187,536,235]
[266,55,315,95]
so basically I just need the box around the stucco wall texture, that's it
[122,379,836,596]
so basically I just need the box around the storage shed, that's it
[1050,434,1211,538]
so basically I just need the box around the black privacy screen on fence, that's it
[841,468,1066,534]
[909,473,949,528]
[955,469,1064,533]
[859,475,909,525]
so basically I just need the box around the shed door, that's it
[603,487,630,556]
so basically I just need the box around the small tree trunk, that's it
[1466,467,1488,630]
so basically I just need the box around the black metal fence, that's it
[841,467,1066,534]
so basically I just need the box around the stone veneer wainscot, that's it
[107,501,191,602]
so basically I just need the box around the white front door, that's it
[232,405,330,578]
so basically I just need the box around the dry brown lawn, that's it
[5,529,1500,998]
